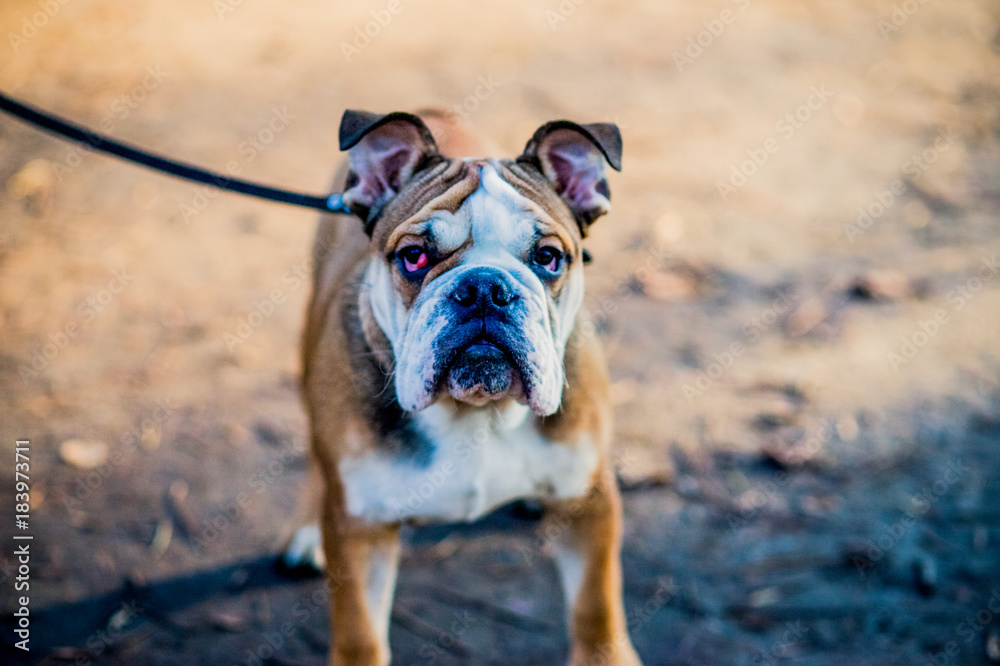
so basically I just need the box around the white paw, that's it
[282,524,326,572]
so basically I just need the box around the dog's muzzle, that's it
[433,267,532,407]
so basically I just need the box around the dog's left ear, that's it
[518,121,622,236]
[338,109,440,228]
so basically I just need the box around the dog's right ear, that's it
[517,120,622,237]
[338,110,440,228]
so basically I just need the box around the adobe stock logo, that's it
[672,0,752,72]
[887,255,999,371]
[18,269,135,382]
[877,0,930,40]
[545,0,590,30]
[843,128,957,243]
[7,0,73,54]
[52,65,170,182]
[716,86,833,201]
[339,0,411,62]
[446,75,505,120]
[682,289,794,401]
[177,106,294,225]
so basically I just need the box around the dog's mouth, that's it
[435,332,528,408]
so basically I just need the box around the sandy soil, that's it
[1,0,999,663]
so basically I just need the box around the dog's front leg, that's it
[545,466,642,666]
[322,486,400,666]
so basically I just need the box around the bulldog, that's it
[282,107,640,666]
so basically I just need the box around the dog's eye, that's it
[398,246,430,274]
[533,246,563,274]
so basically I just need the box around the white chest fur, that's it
[338,403,598,524]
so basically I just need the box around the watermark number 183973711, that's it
[13,439,32,652]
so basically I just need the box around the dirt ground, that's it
[1,0,1000,663]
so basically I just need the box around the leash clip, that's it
[326,193,351,214]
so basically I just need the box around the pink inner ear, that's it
[375,144,414,192]
[343,121,430,214]
[547,143,609,214]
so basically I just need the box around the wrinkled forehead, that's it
[374,159,581,254]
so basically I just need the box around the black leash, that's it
[0,90,352,214]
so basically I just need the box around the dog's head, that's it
[339,110,621,416]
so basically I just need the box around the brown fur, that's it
[295,111,640,665]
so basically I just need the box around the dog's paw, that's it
[278,524,326,577]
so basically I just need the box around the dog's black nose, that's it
[451,268,517,316]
